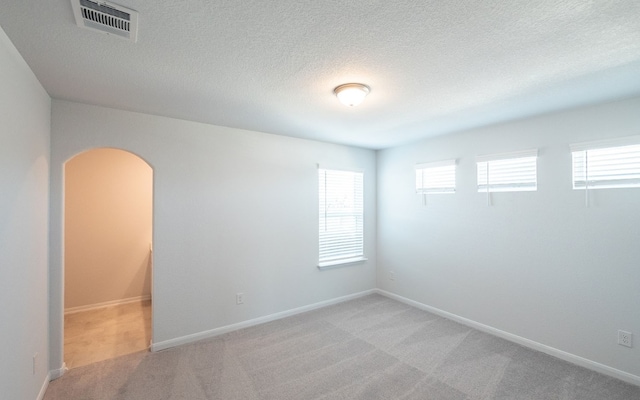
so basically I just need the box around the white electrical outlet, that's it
[618,330,633,348]
[389,271,395,281]
[32,353,38,375]
[236,293,244,305]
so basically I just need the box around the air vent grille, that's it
[71,0,138,42]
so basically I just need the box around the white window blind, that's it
[477,149,538,192]
[415,160,456,194]
[318,168,364,267]
[571,137,640,190]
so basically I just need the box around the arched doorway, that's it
[63,148,153,369]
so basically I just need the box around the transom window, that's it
[477,149,538,192]
[415,160,456,194]
[571,137,640,190]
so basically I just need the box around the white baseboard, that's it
[37,373,50,400]
[375,289,640,387]
[64,295,151,315]
[49,363,67,380]
[151,289,376,352]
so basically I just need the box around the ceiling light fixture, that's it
[334,83,370,107]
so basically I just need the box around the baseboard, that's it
[375,289,640,387]
[37,372,50,400]
[49,363,67,380]
[64,295,151,315]
[151,289,376,352]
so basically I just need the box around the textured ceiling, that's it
[1,0,640,149]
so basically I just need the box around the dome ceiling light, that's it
[334,83,370,107]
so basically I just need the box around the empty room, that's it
[1,1,639,399]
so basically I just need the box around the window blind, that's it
[571,142,640,190]
[476,149,537,192]
[318,169,364,266]
[415,160,456,194]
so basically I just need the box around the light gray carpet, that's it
[44,294,640,399]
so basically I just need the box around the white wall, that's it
[0,26,51,399]
[65,148,152,309]
[50,100,377,370]
[377,97,640,380]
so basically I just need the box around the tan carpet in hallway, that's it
[64,300,151,369]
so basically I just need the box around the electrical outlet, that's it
[32,353,38,375]
[618,330,633,348]
[389,271,395,281]
[236,293,244,305]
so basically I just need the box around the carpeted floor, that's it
[44,294,640,399]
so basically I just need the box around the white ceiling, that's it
[2,0,640,149]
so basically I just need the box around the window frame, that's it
[476,149,538,193]
[317,167,366,269]
[570,136,640,191]
[415,159,457,195]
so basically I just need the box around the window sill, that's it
[318,257,368,270]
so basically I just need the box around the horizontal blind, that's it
[572,143,640,189]
[416,160,456,194]
[319,169,364,263]
[477,149,537,192]
[569,135,640,152]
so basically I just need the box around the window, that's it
[318,168,364,268]
[415,160,456,194]
[477,149,537,192]
[571,137,640,190]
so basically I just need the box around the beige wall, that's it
[65,148,152,309]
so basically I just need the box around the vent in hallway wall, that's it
[71,0,139,42]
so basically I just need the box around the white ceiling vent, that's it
[71,0,138,42]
